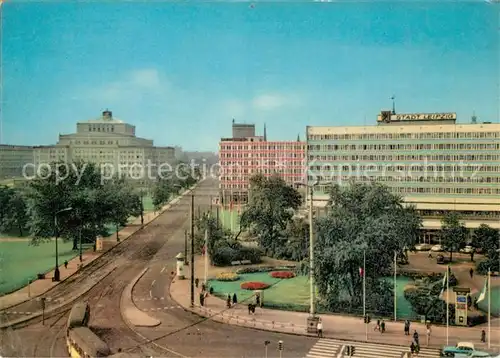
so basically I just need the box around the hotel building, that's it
[307,111,500,235]
[219,122,306,204]
[31,110,175,182]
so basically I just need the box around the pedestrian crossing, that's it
[305,338,441,358]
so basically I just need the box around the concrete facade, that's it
[0,145,34,179]
[306,111,500,231]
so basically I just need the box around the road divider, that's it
[120,267,161,327]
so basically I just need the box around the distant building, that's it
[0,145,34,179]
[33,110,175,182]
[232,119,256,139]
[219,123,305,204]
[307,110,500,235]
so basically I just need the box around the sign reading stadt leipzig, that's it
[378,112,457,122]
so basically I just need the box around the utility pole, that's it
[184,230,188,265]
[190,194,195,307]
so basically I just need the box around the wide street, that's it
[0,178,317,358]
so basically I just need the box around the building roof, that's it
[78,110,125,124]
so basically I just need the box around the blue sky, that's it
[1,1,498,151]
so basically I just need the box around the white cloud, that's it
[252,93,299,111]
[85,68,166,102]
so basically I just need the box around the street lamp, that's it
[54,207,73,282]
[295,181,318,318]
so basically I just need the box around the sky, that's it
[1,1,498,151]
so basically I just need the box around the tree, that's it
[472,224,500,274]
[315,182,422,314]
[240,174,302,256]
[152,179,173,212]
[25,161,112,246]
[440,212,467,262]
[1,189,29,236]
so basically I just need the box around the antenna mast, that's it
[391,95,396,115]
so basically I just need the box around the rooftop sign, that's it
[378,112,457,122]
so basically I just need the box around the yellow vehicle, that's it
[67,302,90,330]
[66,326,111,358]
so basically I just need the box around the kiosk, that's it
[176,253,185,280]
[453,287,471,326]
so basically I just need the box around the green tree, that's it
[240,174,302,257]
[152,179,174,211]
[315,182,422,314]
[1,189,29,237]
[440,212,467,262]
[25,161,111,246]
[472,224,500,274]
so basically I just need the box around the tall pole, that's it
[204,213,209,285]
[190,194,195,307]
[363,250,366,317]
[394,250,397,321]
[216,206,219,229]
[446,265,449,345]
[488,270,491,349]
[79,226,82,263]
[309,186,315,316]
[184,230,188,265]
[54,215,60,282]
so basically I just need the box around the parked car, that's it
[460,245,475,254]
[441,342,475,357]
[431,244,444,252]
[415,243,432,251]
[455,351,494,357]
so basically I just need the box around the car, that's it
[460,245,475,254]
[441,342,475,357]
[415,243,432,251]
[436,254,451,264]
[431,244,444,252]
[455,351,494,357]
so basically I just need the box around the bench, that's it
[230,260,252,266]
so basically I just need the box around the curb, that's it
[0,267,117,329]
[0,185,197,312]
[120,268,186,358]
[120,267,160,327]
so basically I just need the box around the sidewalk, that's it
[0,190,191,310]
[170,257,500,353]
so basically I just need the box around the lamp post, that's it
[295,182,317,317]
[54,207,73,281]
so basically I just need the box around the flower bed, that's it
[240,281,270,290]
[216,272,240,282]
[270,271,295,279]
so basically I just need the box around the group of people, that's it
[374,319,386,333]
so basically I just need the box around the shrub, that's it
[270,271,295,279]
[216,272,240,282]
[212,247,239,266]
[240,281,270,290]
[236,265,297,274]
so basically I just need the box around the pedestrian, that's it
[426,324,431,346]
[413,330,419,346]
[470,268,474,279]
[201,282,205,292]
[209,286,214,295]
[415,343,420,356]
[410,341,415,355]
[195,278,199,288]
[407,320,411,335]
[226,294,231,308]
[317,319,323,338]
[375,319,380,331]
[64,260,68,269]
[199,292,205,306]
[481,329,486,343]
[232,293,238,305]
[428,252,433,259]
[255,293,261,307]
[380,320,386,333]
[204,291,208,305]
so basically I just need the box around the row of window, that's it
[309,154,500,161]
[314,184,500,195]
[309,164,500,173]
[312,175,500,184]
[220,160,304,167]
[308,143,500,151]
[88,124,115,132]
[220,152,304,158]
[220,145,304,151]
[418,210,500,219]
[220,172,302,181]
[73,140,117,145]
[308,131,500,141]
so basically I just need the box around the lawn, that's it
[473,286,500,316]
[0,240,89,294]
[208,272,416,318]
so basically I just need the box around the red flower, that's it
[270,271,295,279]
[240,281,270,290]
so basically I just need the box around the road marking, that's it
[160,267,166,273]
[151,280,156,287]
[149,290,152,298]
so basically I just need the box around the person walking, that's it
[481,329,486,343]
[380,320,386,333]
[226,294,231,308]
[410,341,416,356]
[232,293,238,305]
[426,324,431,346]
[195,278,199,288]
[375,319,380,331]
[64,260,68,269]
[413,330,419,346]
[317,319,323,338]
[469,268,474,279]
[404,320,410,335]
